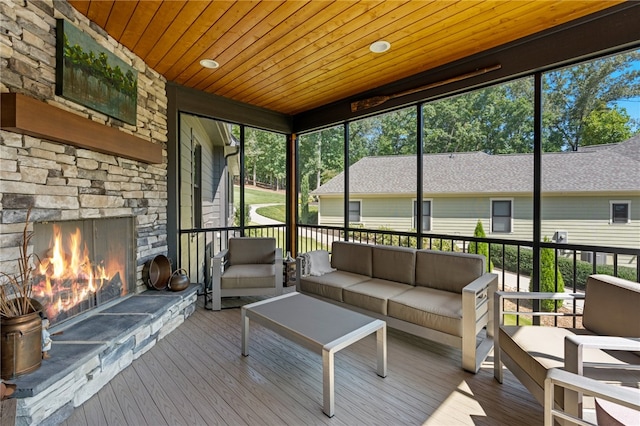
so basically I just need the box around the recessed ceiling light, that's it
[199,59,219,69]
[370,40,391,53]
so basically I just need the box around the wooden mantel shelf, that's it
[1,93,163,164]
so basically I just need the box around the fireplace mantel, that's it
[0,93,163,164]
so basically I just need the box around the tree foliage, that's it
[243,128,286,190]
[543,51,640,151]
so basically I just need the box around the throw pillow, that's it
[308,250,336,276]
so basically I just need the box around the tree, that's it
[581,105,633,146]
[468,220,493,272]
[530,237,565,312]
[422,78,535,155]
[543,51,640,151]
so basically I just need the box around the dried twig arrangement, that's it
[0,208,38,318]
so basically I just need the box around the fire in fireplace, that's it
[32,217,136,326]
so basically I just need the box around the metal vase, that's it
[1,309,43,380]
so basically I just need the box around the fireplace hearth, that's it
[32,217,136,326]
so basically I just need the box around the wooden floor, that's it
[61,301,543,426]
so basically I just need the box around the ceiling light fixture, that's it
[199,59,219,69]
[369,40,390,53]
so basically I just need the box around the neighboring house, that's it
[314,136,640,266]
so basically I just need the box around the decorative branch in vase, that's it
[0,208,39,318]
[0,208,44,380]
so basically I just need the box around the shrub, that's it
[468,220,493,272]
[233,203,251,226]
[531,237,565,311]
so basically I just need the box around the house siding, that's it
[318,194,639,264]
[179,115,229,276]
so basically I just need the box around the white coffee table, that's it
[241,292,387,417]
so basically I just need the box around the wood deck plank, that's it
[62,302,543,425]
[108,371,150,426]
[186,309,347,425]
[210,308,426,424]
[96,383,127,425]
[173,312,306,425]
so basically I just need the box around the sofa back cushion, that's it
[372,245,416,285]
[228,237,275,265]
[415,250,485,293]
[583,274,640,337]
[331,241,373,277]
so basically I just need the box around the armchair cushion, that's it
[499,326,640,392]
[221,264,276,289]
[583,274,640,337]
[228,237,275,265]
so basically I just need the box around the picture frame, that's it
[55,19,137,125]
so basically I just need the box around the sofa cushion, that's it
[415,250,484,293]
[343,279,413,315]
[228,237,275,265]
[299,271,369,302]
[499,326,640,391]
[372,245,416,285]
[388,286,463,337]
[331,241,373,277]
[583,274,640,337]
[221,264,275,289]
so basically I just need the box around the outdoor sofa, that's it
[296,241,498,373]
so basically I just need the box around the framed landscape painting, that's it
[56,19,137,125]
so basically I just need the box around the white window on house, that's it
[349,200,361,222]
[491,199,512,233]
[610,201,630,224]
[413,200,431,231]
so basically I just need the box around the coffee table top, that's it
[242,292,382,347]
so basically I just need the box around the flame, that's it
[33,224,126,322]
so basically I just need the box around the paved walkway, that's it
[249,203,283,225]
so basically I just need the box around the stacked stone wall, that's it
[0,0,168,293]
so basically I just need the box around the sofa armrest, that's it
[463,273,498,334]
[461,272,498,372]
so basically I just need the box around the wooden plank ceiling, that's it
[69,1,623,116]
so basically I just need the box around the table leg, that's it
[377,323,387,378]
[322,348,335,417]
[241,309,249,356]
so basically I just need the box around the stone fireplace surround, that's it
[11,286,198,426]
[0,1,177,424]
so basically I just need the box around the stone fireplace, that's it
[32,217,136,326]
[0,1,186,424]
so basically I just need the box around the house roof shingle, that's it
[313,137,640,195]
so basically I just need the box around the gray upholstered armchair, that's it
[210,237,283,311]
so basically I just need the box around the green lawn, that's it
[234,185,285,204]
[255,204,318,223]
